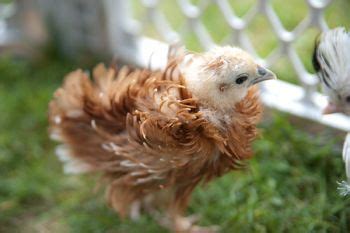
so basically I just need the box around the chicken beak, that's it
[323,102,341,114]
[251,67,277,85]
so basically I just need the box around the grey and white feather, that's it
[313,27,350,195]
[313,27,350,115]
[339,133,350,196]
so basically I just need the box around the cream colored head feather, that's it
[180,46,276,111]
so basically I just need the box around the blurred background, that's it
[1,0,350,232]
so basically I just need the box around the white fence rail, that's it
[2,0,350,131]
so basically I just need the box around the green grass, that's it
[1,57,349,232]
[1,0,350,232]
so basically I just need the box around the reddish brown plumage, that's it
[49,55,262,231]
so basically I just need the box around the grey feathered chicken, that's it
[313,27,350,195]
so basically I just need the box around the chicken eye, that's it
[235,74,248,85]
[346,96,350,103]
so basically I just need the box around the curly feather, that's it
[49,50,264,231]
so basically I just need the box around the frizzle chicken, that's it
[49,46,276,232]
[313,27,350,115]
[313,27,350,195]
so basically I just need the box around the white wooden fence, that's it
[2,0,350,131]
